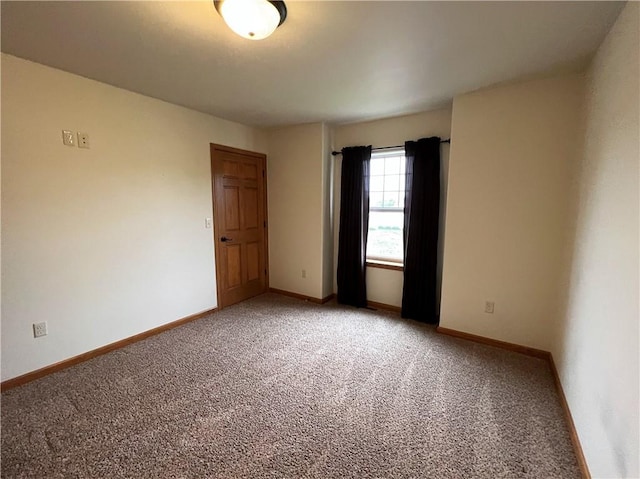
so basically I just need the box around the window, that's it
[367,148,405,265]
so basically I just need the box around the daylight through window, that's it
[367,148,405,264]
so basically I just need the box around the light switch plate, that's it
[33,321,48,338]
[62,130,75,147]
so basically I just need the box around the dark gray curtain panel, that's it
[337,146,372,307]
[402,137,441,323]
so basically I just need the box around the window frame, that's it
[366,148,406,268]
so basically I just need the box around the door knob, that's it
[220,237,232,242]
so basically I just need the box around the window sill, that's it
[366,260,404,272]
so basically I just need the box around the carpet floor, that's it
[1,293,580,478]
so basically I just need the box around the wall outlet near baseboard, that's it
[485,301,495,314]
[301,269,306,279]
[33,321,48,338]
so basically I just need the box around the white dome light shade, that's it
[216,0,285,40]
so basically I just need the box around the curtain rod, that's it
[331,138,450,156]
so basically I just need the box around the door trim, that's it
[210,143,269,309]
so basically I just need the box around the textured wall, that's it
[439,74,584,351]
[321,124,334,299]
[1,54,267,381]
[552,3,639,477]
[267,123,325,299]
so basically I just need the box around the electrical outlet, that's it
[77,132,90,149]
[33,321,48,338]
[301,269,306,279]
[485,301,495,314]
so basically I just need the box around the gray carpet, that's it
[1,293,580,478]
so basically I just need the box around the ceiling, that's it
[1,1,625,127]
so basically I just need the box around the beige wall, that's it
[439,74,584,351]
[266,123,326,299]
[552,3,639,477]
[1,54,268,381]
[333,109,453,307]
[321,124,334,298]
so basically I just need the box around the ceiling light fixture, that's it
[214,0,287,41]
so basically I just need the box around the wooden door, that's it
[211,144,268,308]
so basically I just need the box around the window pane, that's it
[383,191,400,208]
[367,210,404,261]
[370,157,385,176]
[384,174,401,192]
[384,156,402,175]
[366,149,406,263]
[370,175,384,192]
[370,192,384,207]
